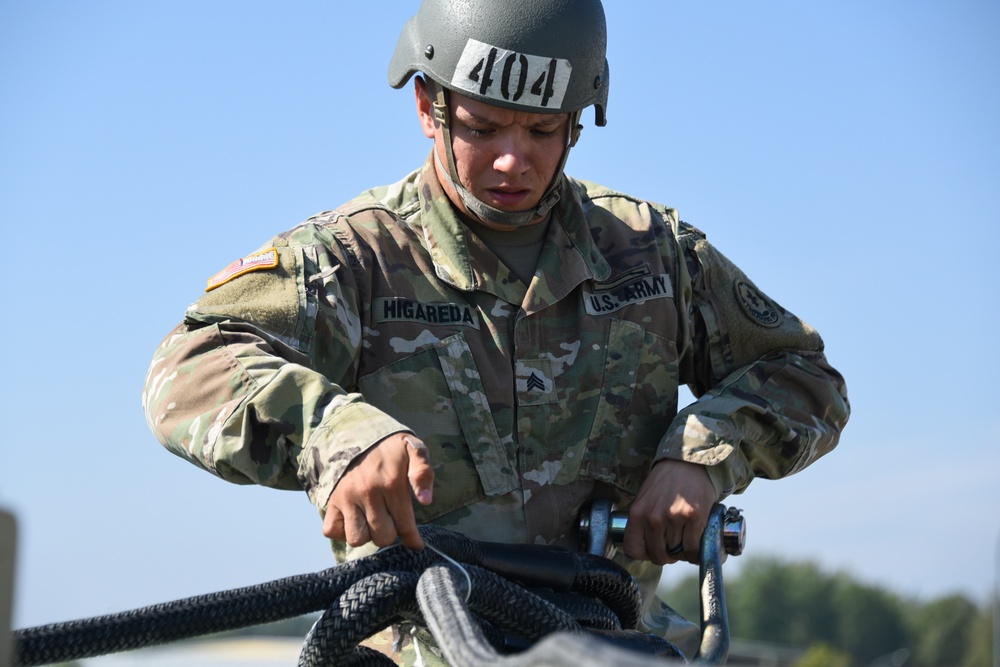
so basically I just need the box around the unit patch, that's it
[584,273,673,316]
[374,298,480,329]
[735,280,782,327]
[205,248,279,292]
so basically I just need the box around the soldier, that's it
[143,0,849,662]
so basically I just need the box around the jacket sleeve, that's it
[656,224,850,498]
[141,221,411,510]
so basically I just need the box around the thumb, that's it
[403,435,434,505]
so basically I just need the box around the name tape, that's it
[584,274,673,315]
[374,298,480,329]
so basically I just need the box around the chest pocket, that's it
[581,318,679,495]
[357,332,517,522]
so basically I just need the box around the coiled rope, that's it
[13,525,682,666]
[417,563,687,667]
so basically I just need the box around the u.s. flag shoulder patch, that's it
[205,248,279,292]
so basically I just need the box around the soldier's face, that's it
[416,79,569,228]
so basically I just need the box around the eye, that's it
[531,128,559,138]
[465,125,494,138]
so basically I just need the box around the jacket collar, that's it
[411,154,612,310]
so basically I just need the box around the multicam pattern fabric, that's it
[143,155,849,662]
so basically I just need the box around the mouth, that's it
[484,187,532,209]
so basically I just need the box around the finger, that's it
[681,512,709,564]
[664,526,685,565]
[322,502,345,540]
[403,435,434,505]
[630,501,671,565]
[386,482,424,551]
[361,494,402,548]
[647,520,672,566]
[622,515,648,561]
[342,501,372,547]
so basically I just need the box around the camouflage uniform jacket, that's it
[143,155,848,621]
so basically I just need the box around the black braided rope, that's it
[420,525,642,631]
[13,525,650,666]
[12,533,453,665]
[533,590,621,631]
[464,564,582,641]
[298,571,420,667]
[570,552,643,629]
[14,570,342,666]
[417,565,686,667]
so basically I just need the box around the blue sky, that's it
[2,1,998,631]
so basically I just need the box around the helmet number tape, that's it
[452,38,572,110]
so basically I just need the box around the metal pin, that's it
[426,544,472,602]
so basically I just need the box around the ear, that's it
[414,77,437,139]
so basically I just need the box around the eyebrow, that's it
[461,109,565,129]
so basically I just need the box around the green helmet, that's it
[388,0,610,227]
[389,0,609,126]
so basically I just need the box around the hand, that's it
[622,459,718,565]
[322,433,435,551]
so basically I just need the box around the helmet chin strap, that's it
[431,83,582,228]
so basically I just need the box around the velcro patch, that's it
[374,297,480,329]
[584,274,673,316]
[205,248,279,292]
[516,358,557,405]
[735,280,782,327]
[452,38,572,110]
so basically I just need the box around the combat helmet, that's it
[389,0,610,227]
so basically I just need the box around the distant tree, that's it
[795,643,852,667]
[832,577,909,665]
[725,557,840,647]
[961,601,994,667]
[907,593,978,667]
[657,555,996,667]
[658,571,700,622]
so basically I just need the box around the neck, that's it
[462,210,551,246]
[432,148,559,228]
[462,211,553,285]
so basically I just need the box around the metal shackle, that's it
[578,501,746,558]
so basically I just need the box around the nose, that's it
[492,131,531,176]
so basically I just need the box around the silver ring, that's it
[667,542,684,556]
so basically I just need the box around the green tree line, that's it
[660,556,994,666]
